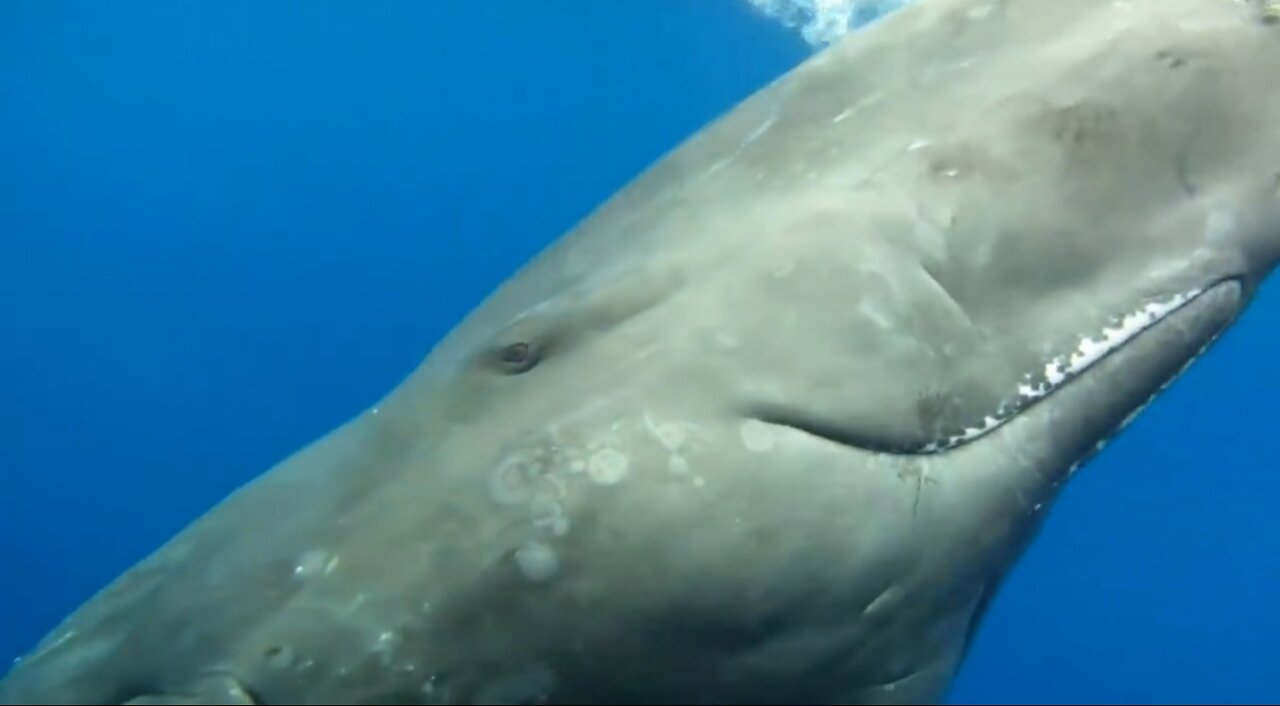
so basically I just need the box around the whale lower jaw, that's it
[749,277,1245,457]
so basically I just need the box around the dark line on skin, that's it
[1175,149,1199,198]
[918,261,978,333]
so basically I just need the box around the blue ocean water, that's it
[1,2,1276,703]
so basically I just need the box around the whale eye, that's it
[498,340,539,374]
[502,342,531,364]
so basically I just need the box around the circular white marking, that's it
[587,448,629,485]
[531,495,569,537]
[490,455,536,505]
[546,515,570,537]
[515,542,559,582]
[654,423,687,450]
[739,420,775,452]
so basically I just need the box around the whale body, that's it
[4,0,1280,703]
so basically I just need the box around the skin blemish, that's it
[587,448,629,485]
[514,542,559,582]
[263,645,297,670]
[739,419,775,452]
[1155,49,1187,70]
[894,459,938,517]
[489,454,541,505]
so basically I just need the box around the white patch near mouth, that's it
[1015,288,1203,401]
[922,287,1206,452]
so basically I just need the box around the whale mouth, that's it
[749,276,1244,456]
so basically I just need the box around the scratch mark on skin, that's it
[896,460,938,518]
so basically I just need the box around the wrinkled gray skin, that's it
[6,0,1280,703]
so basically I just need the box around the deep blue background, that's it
[1,2,1277,703]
